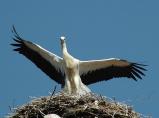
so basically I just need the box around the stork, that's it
[11,26,146,95]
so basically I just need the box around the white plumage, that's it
[11,26,146,95]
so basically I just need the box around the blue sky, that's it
[0,0,158,117]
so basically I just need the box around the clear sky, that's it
[0,0,158,117]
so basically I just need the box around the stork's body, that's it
[11,26,146,95]
[61,37,91,94]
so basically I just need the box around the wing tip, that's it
[11,26,26,51]
[11,25,24,41]
[130,62,147,80]
[133,63,147,71]
[133,62,148,67]
[12,25,18,36]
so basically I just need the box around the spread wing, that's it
[79,58,146,85]
[11,26,65,85]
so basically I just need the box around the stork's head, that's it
[60,36,67,51]
[60,36,66,45]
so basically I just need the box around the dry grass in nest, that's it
[8,92,149,118]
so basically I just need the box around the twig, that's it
[38,108,46,116]
[50,85,57,100]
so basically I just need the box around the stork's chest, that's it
[64,58,79,68]
[63,54,79,68]
[64,57,79,78]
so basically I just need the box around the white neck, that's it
[61,42,68,56]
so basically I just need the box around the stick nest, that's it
[8,93,146,118]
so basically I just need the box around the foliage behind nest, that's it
[8,92,148,118]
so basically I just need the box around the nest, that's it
[8,92,147,118]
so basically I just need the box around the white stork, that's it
[11,26,146,95]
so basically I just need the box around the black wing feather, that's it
[81,62,146,85]
[11,26,65,85]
